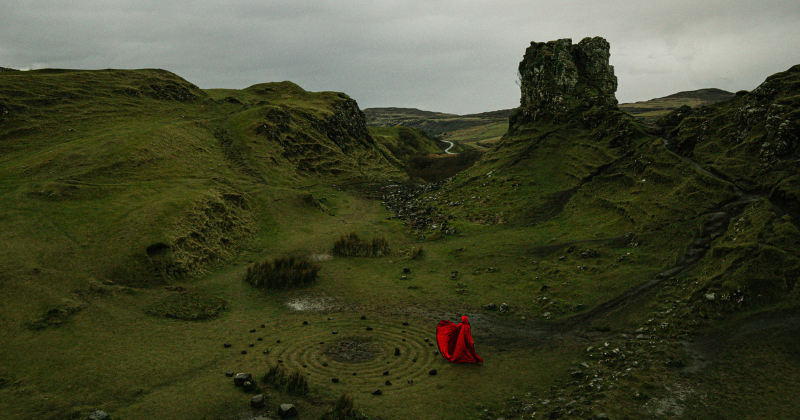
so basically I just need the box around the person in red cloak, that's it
[436,315,483,363]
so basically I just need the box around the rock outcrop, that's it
[512,37,618,126]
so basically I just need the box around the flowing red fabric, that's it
[436,315,483,363]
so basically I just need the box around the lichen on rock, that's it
[512,36,618,126]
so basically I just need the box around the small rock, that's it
[372,388,382,396]
[402,322,409,326]
[323,362,329,367]
[403,267,411,273]
[278,359,283,363]
[332,331,338,334]
[302,321,308,325]
[352,372,357,376]
[412,358,417,362]
[251,394,265,408]
[243,381,255,392]
[593,414,610,420]
[400,276,407,280]
[241,350,247,354]
[257,337,263,341]
[424,338,429,342]
[249,343,254,347]
[383,371,389,376]
[366,326,373,331]
[88,410,110,420]
[250,329,256,333]
[429,369,437,375]
[260,324,265,328]
[331,378,339,383]
[225,371,234,377]
[234,372,252,386]
[360,315,367,320]
[278,403,298,418]
[223,343,232,348]
[541,284,550,291]
[263,349,269,354]
[486,303,498,310]
[276,339,281,343]
[395,348,400,356]
[407,379,414,384]
[385,380,392,386]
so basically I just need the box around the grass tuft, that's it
[321,394,360,420]
[332,232,390,257]
[244,256,320,289]
[262,364,309,396]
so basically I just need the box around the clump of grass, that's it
[262,364,309,396]
[245,256,320,289]
[145,292,228,320]
[321,394,361,420]
[397,245,424,260]
[332,232,390,257]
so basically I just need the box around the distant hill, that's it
[364,107,513,137]
[619,88,735,123]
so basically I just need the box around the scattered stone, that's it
[592,414,610,420]
[225,371,234,377]
[257,337,263,341]
[332,331,338,334]
[331,378,339,383]
[424,338,429,342]
[251,394,265,408]
[278,359,283,363]
[486,303,498,310]
[403,267,411,273]
[223,343,232,348]
[401,276,408,280]
[234,372,253,386]
[451,271,459,278]
[88,410,110,420]
[580,362,590,369]
[372,388,382,396]
[243,381,255,392]
[499,303,510,313]
[383,371,389,376]
[540,284,550,291]
[276,339,281,343]
[278,403,298,418]
[385,380,392,386]
[241,350,248,354]
[249,343,254,347]
[263,349,269,354]
[407,379,414,384]
[366,326,373,331]
[429,369,437,375]
[360,315,367,320]
[250,329,256,333]
[302,321,308,325]
[323,362,329,367]
[571,371,584,379]
[705,293,716,301]
[395,348,401,356]
[352,372,357,376]
[261,324,265,328]
[412,358,417,362]
[543,312,551,318]
[402,322,409,326]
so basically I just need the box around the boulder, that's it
[278,403,298,418]
[251,394,265,408]
[233,372,252,386]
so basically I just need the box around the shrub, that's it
[262,364,309,396]
[245,256,320,289]
[321,394,360,420]
[332,232,390,257]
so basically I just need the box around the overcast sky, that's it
[2,1,799,114]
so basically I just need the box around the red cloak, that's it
[436,315,483,363]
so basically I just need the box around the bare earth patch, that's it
[285,296,342,311]
[325,336,382,363]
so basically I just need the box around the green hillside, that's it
[1,46,799,420]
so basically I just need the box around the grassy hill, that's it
[1,60,799,420]
[619,88,735,123]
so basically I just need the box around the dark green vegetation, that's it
[332,232,390,257]
[1,39,799,420]
[245,256,321,289]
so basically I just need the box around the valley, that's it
[0,37,798,420]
